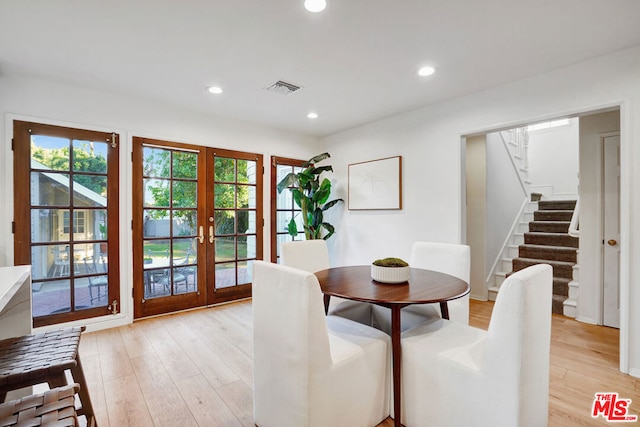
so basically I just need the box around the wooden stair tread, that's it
[512,257,574,267]
[519,243,577,251]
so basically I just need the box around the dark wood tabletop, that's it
[314,265,469,306]
[315,265,470,427]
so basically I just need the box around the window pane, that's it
[277,188,293,210]
[276,211,294,233]
[92,210,108,241]
[214,157,235,182]
[237,185,255,209]
[144,268,171,299]
[31,245,70,280]
[72,211,86,235]
[32,279,70,317]
[215,237,235,262]
[172,181,197,208]
[72,140,108,173]
[73,243,99,267]
[215,262,236,288]
[31,172,70,206]
[76,253,108,309]
[31,209,68,243]
[144,209,169,238]
[238,235,256,259]
[214,184,235,208]
[276,164,292,183]
[173,210,197,237]
[237,160,256,184]
[173,151,197,179]
[173,238,195,262]
[215,211,235,235]
[143,239,171,268]
[72,175,107,202]
[144,178,170,207]
[174,265,196,295]
[143,147,170,178]
[31,135,70,171]
[237,210,255,234]
[238,260,253,285]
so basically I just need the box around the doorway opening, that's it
[463,108,621,346]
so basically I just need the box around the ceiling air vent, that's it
[264,80,302,96]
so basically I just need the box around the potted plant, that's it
[371,257,410,283]
[277,152,343,240]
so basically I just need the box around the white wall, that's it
[465,135,487,300]
[578,111,620,325]
[322,45,640,377]
[0,74,319,330]
[486,131,527,274]
[528,118,580,198]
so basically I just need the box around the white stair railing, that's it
[568,198,580,237]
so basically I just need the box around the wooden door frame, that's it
[132,137,208,318]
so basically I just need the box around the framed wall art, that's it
[348,156,402,210]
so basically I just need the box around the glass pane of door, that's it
[209,149,262,304]
[13,121,119,327]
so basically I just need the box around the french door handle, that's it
[198,226,205,244]
[209,226,215,243]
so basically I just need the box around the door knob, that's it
[607,239,617,246]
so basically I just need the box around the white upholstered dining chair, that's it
[405,241,470,324]
[280,239,372,324]
[252,261,391,427]
[370,241,470,335]
[400,263,553,427]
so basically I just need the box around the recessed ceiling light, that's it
[307,112,319,119]
[304,0,326,13]
[417,66,436,77]
[207,86,223,94]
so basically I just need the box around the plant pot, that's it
[371,265,410,284]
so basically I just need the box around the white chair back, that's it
[409,241,470,324]
[400,263,552,427]
[409,241,470,282]
[253,260,391,427]
[280,240,330,273]
[484,263,552,425]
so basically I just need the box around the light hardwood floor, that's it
[76,299,638,426]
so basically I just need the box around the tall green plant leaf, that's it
[276,152,343,239]
[287,218,298,236]
[301,152,330,167]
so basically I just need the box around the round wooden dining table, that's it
[315,265,470,427]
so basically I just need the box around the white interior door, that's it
[603,134,620,328]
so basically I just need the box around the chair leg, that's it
[70,355,97,427]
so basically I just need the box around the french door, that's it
[13,121,120,327]
[133,138,262,318]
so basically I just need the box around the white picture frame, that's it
[348,156,402,210]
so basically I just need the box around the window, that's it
[62,211,85,234]
[527,118,570,132]
[270,156,306,262]
[13,121,120,327]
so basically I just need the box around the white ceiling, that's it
[1,1,640,137]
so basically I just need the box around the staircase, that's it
[509,200,578,314]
